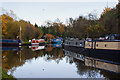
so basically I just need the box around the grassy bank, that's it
[1,67,16,80]
[22,41,49,45]
[22,41,31,45]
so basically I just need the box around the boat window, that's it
[96,44,98,47]
[105,44,107,47]
[76,42,77,45]
[89,44,91,47]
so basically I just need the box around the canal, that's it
[2,44,120,79]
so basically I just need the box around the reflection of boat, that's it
[63,49,84,61]
[1,47,21,51]
[51,38,63,43]
[31,46,45,51]
[63,49,120,73]
[52,43,62,48]
[85,57,120,73]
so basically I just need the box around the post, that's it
[20,26,21,40]
[19,26,22,46]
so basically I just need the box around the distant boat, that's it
[51,38,63,43]
[63,38,85,48]
[1,39,21,46]
[31,39,45,46]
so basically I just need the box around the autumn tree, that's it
[5,21,20,39]
[22,24,35,41]
[100,6,118,35]
[1,12,43,41]
[0,14,14,38]
[59,23,65,36]
[34,27,43,39]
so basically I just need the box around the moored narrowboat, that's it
[64,38,85,48]
[51,38,63,43]
[85,34,120,54]
[1,39,21,46]
[31,39,45,46]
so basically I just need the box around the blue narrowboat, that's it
[1,39,21,46]
[51,38,63,43]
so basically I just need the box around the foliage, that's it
[0,14,14,38]
[2,68,16,79]
[1,14,43,41]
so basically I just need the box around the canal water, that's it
[2,44,120,79]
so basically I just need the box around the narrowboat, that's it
[63,38,85,53]
[1,39,21,46]
[85,34,120,54]
[31,39,45,46]
[51,38,63,43]
[63,38,85,48]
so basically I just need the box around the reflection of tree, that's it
[65,56,74,64]
[2,50,25,72]
[2,46,65,73]
[100,69,120,79]
[2,47,44,72]
[43,47,65,64]
[45,45,53,52]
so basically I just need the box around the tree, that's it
[34,27,43,39]
[59,23,65,36]
[87,23,106,38]
[1,14,14,38]
[22,24,35,41]
[100,6,118,34]
[5,21,19,39]
[34,23,38,27]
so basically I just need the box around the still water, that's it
[2,44,120,79]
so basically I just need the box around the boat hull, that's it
[63,44,85,53]
[2,43,19,46]
[84,48,120,63]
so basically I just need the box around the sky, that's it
[1,0,119,2]
[1,0,119,26]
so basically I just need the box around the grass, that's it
[0,67,16,80]
[22,41,31,44]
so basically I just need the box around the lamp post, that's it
[19,26,22,46]
[20,26,21,40]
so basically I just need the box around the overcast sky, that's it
[1,0,118,2]
[1,0,119,26]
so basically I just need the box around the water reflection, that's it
[63,49,120,79]
[51,43,62,48]
[30,46,45,51]
[2,44,120,79]
[1,46,21,51]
